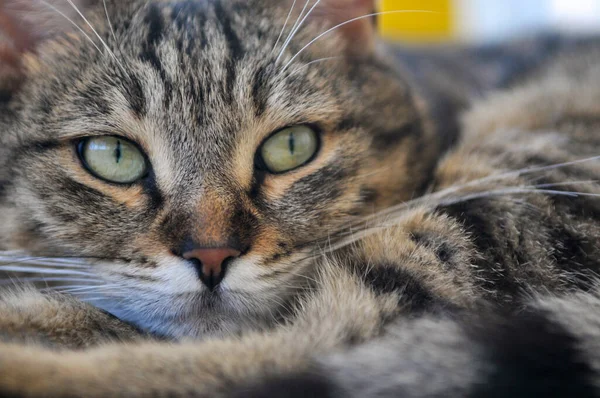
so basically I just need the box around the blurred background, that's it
[379,0,600,44]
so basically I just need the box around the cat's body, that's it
[1,0,600,396]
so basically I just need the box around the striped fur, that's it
[0,0,600,396]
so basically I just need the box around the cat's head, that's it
[0,0,443,338]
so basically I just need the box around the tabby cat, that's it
[0,0,600,396]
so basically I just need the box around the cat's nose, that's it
[183,248,241,291]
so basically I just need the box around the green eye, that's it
[259,126,320,173]
[78,136,148,184]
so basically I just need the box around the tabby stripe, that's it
[531,174,600,222]
[428,98,462,154]
[409,231,455,265]
[140,4,173,108]
[358,187,379,205]
[213,2,242,104]
[519,154,600,183]
[16,140,62,155]
[252,65,270,117]
[144,4,164,52]
[285,163,350,206]
[38,97,52,116]
[0,90,12,104]
[548,225,600,287]
[335,116,360,132]
[78,84,111,116]
[370,121,420,152]
[141,169,164,214]
[231,370,337,398]
[440,198,528,299]
[361,263,450,314]
[466,308,598,398]
[124,74,147,118]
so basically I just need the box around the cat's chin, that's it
[92,290,282,340]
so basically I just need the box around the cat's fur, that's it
[0,0,600,396]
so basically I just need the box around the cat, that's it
[0,0,600,396]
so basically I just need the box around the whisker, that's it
[349,155,600,229]
[102,0,118,46]
[326,188,600,253]
[277,0,323,65]
[271,0,297,55]
[528,180,599,189]
[0,277,104,286]
[438,188,600,207]
[276,0,311,64]
[456,156,600,192]
[79,296,111,302]
[289,56,341,75]
[0,252,93,269]
[513,155,600,178]
[0,251,133,265]
[38,0,102,54]
[295,173,600,257]
[0,258,91,269]
[282,10,435,71]
[53,284,121,293]
[0,265,95,276]
[63,0,127,74]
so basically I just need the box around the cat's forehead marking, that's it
[76,1,342,198]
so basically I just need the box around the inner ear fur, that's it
[302,0,377,57]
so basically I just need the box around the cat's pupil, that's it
[114,140,122,164]
[288,132,295,155]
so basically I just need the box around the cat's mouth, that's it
[96,285,284,339]
[0,245,314,339]
[83,253,313,339]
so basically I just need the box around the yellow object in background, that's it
[378,0,455,43]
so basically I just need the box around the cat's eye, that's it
[259,126,320,173]
[78,136,148,184]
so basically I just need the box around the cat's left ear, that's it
[309,0,376,56]
[0,0,85,96]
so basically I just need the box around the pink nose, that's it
[183,248,241,290]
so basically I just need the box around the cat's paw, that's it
[0,287,145,348]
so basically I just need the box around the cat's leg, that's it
[0,272,599,397]
[314,289,600,398]
[0,263,397,397]
[0,287,146,349]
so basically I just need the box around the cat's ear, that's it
[308,0,377,56]
[0,0,84,95]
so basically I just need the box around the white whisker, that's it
[0,266,95,276]
[0,277,103,286]
[530,179,599,189]
[64,0,127,74]
[352,155,600,228]
[276,0,311,63]
[282,10,435,71]
[271,0,297,55]
[309,173,600,255]
[0,258,91,269]
[439,188,600,207]
[289,56,341,75]
[277,0,323,65]
[79,296,111,302]
[54,284,121,293]
[463,155,600,190]
[38,0,102,54]
[103,0,119,48]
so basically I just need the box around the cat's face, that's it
[0,0,439,338]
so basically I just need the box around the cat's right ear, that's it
[302,0,377,57]
[0,0,80,97]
